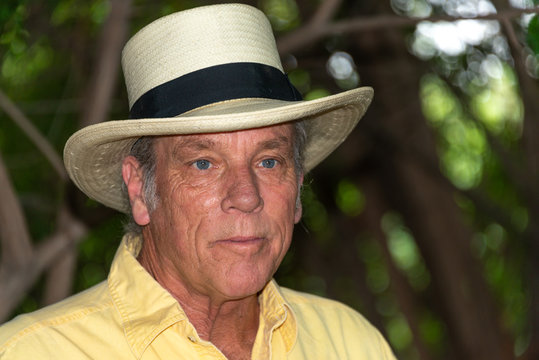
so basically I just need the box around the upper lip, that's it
[217,236,264,243]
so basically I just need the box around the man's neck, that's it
[182,295,260,359]
[178,289,260,342]
[137,244,260,359]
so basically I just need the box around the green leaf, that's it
[527,15,539,55]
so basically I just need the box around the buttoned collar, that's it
[108,233,297,358]
[255,278,297,356]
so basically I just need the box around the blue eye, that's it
[194,159,211,170]
[261,159,277,168]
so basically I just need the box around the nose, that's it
[221,166,263,213]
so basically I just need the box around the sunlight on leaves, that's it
[90,0,110,25]
[420,74,459,125]
[288,68,311,94]
[470,59,523,136]
[440,119,486,189]
[419,311,446,353]
[1,38,53,86]
[420,75,488,189]
[367,263,390,294]
[391,0,432,17]
[382,213,431,291]
[509,0,538,9]
[411,19,499,59]
[260,0,300,31]
[51,0,75,25]
[358,238,390,294]
[0,4,28,61]
[304,88,331,100]
[387,315,413,350]
[382,214,419,271]
[51,0,109,27]
[326,51,360,89]
[335,179,365,217]
[437,0,496,17]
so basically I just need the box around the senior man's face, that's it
[125,123,302,302]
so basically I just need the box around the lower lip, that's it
[216,238,265,250]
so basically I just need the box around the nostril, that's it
[221,176,263,213]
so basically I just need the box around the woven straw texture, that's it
[122,4,282,108]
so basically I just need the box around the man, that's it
[0,4,395,359]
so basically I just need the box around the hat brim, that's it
[64,86,373,213]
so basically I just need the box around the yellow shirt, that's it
[0,234,396,359]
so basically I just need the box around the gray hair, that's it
[124,121,307,234]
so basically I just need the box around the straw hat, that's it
[63,3,374,213]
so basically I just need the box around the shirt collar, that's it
[257,279,298,353]
[108,233,187,358]
[108,233,297,357]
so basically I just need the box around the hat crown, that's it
[122,4,283,109]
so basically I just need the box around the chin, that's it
[219,271,272,299]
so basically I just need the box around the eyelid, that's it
[260,158,274,165]
[191,158,213,170]
[257,156,283,169]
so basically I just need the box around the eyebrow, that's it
[171,137,216,158]
[175,137,216,150]
[257,135,292,151]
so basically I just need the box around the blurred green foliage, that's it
[383,213,431,291]
[336,179,365,217]
[527,15,539,54]
[260,0,300,32]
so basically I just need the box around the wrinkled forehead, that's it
[154,123,296,154]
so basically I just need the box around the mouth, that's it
[214,236,266,252]
[218,236,264,244]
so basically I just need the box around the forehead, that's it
[156,123,295,151]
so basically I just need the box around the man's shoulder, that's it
[0,280,113,351]
[279,286,396,359]
[281,287,381,334]
[280,286,365,319]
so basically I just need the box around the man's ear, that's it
[294,173,304,224]
[122,156,150,226]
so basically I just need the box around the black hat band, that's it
[129,62,303,119]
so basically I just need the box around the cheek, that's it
[161,174,207,212]
[168,169,221,203]
[263,184,299,229]
[274,180,299,211]
[158,180,222,244]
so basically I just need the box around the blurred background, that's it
[1,0,538,359]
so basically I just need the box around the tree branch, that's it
[0,89,67,181]
[277,6,539,54]
[310,0,343,27]
[0,211,86,322]
[80,0,132,127]
[42,206,80,306]
[0,152,33,268]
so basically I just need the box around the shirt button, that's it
[188,335,196,342]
